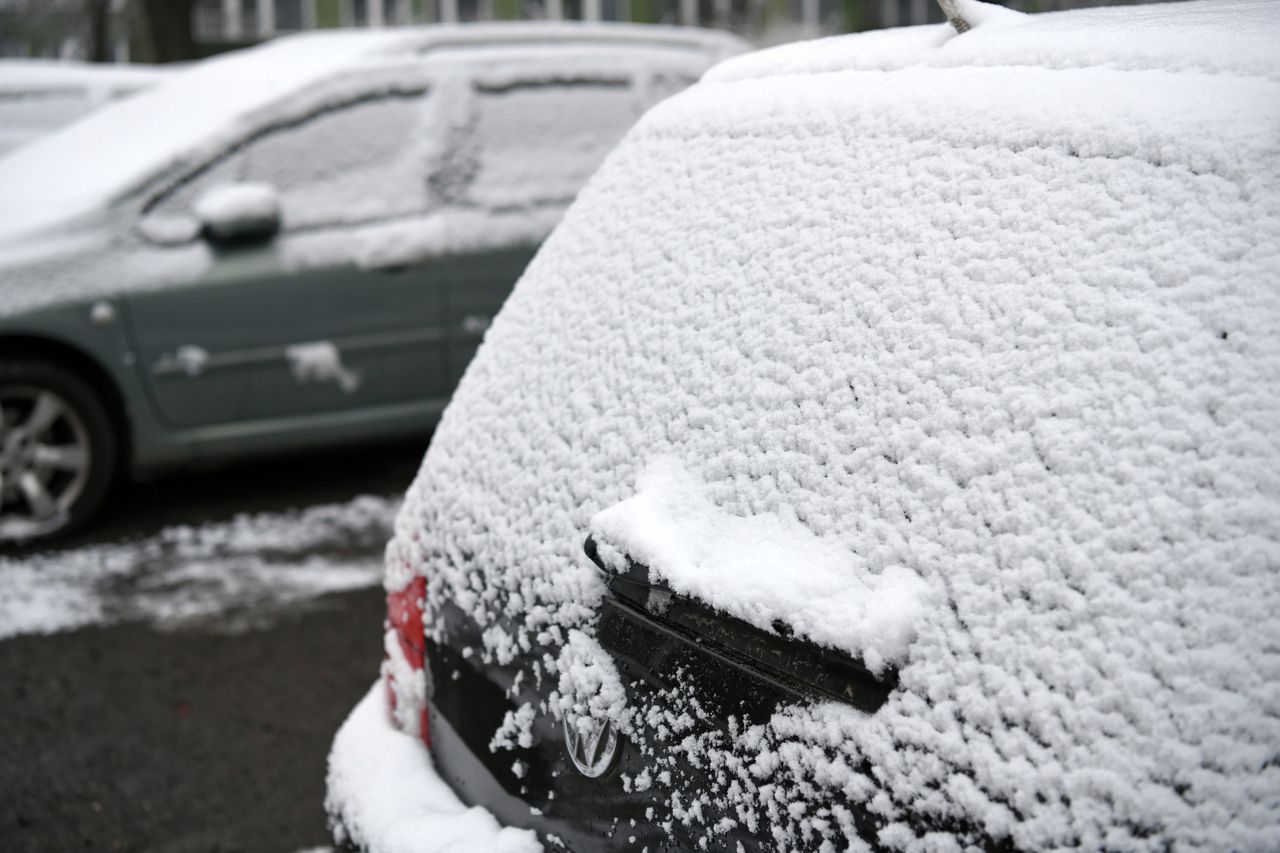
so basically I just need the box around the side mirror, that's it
[193,183,281,245]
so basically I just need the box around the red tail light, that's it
[384,574,430,747]
[388,576,426,669]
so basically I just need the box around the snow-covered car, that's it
[0,59,170,158]
[327,1,1280,850]
[0,24,746,543]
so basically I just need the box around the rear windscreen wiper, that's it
[584,536,896,713]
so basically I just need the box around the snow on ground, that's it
[327,682,540,853]
[286,341,363,394]
[0,495,397,639]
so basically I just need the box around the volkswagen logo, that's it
[562,713,620,778]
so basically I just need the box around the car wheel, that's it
[0,359,117,543]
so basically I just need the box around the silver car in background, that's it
[0,58,170,157]
[0,23,748,542]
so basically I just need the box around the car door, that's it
[441,69,648,388]
[125,82,453,430]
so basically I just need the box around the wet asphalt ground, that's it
[0,439,427,853]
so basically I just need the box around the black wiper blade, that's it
[584,536,895,712]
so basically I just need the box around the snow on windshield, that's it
[392,1,1280,848]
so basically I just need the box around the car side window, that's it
[240,92,429,230]
[458,76,641,210]
[142,90,430,240]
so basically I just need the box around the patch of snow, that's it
[88,300,116,324]
[489,702,538,752]
[552,629,630,731]
[390,1,1280,849]
[382,629,427,738]
[286,341,362,394]
[326,682,541,853]
[165,344,210,377]
[591,457,929,673]
[0,495,397,638]
[191,182,280,239]
[281,207,567,274]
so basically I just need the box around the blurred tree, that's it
[0,0,79,58]
[843,0,865,31]
[83,0,109,60]
[629,0,658,23]
[316,0,343,26]
[137,0,199,61]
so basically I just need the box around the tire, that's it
[0,359,117,543]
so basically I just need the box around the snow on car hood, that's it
[393,0,1280,849]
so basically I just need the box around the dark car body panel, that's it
[424,539,896,851]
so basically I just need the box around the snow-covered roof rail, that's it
[706,0,1280,84]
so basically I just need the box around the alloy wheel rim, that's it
[0,385,92,540]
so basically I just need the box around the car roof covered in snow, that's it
[0,23,744,242]
[389,1,1280,850]
[707,0,1280,82]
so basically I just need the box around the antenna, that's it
[936,0,972,33]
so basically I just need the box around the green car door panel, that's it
[446,245,539,386]
[124,241,450,430]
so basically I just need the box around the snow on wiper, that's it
[587,456,930,675]
[584,534,897,713]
